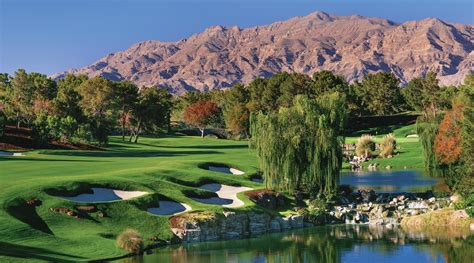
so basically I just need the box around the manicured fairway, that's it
[0,136,262,261]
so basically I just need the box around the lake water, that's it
[340,170,443,193]
[120,170,460,263]
[120,225,473,263]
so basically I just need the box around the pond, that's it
[340,170,444,193]
[119,224,473,263]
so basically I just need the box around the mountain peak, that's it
[54,13,473,94]
[306,11,333,21]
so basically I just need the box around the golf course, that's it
[0,135,266,261]
[0,124,440,262]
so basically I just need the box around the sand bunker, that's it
[0,151,24,156]
[191,183,252,208]
[147,201,192,216]
[58,188,148,202]
[208,166,245,175]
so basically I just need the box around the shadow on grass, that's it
[6,199,53,235]
[39,149,221,158]
[140,144,248,150]
[0,241,85,262]
[0,157,109,163]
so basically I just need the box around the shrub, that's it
[379,133,396,158]
[466,207,474,217]
[304,198,328,225]
[355,134,375,157]
[116,228,143,254]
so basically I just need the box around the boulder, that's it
[360,190,377,203]
[248,212,270,235]
[407,201,429,209]
[270,218,282,232]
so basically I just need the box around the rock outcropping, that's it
[53,12,473,94]
[171,211,308,243]
[169,190,465,244]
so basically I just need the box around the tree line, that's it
[176,71,465,139]
[0,69,470,146]
[0,70,172,146]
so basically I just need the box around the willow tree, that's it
[251,93,347,197]
[417,115,441,169]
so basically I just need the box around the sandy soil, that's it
[192,183,252,208]
[208,166,245,175]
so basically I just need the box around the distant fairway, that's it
[0,126,425,261]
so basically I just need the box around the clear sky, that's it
[1,0,473,75]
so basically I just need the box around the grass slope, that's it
[0,136,261,261]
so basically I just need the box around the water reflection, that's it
[120,225,473,263]
[340,170,444,193]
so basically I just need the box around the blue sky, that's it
[1,0,473,75]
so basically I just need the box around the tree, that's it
[9,69,35,128]
[251,93,347,197]
[183,100,222,137]
[352,72,404,115]
[55,74,87,120]
[311,70,349,95]
[113,81,139,141]
[460,75,474,174]
[403,72,447,116]
[434,104,464,165]
[277,73,312,107]
[77,77,115,145]
[29,72,57,101]
[128,87,172,143]
[222,84,250,137]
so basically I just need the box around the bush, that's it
[355,134,375,157]
[116,228,143,254]
[466,207,474,217]
[304,198,328,225]
[379,133,396,158]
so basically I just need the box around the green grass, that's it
[0,135,263,261]
[344,124,425,170]
[0,124,426,261]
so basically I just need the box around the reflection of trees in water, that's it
[122,225,473,263]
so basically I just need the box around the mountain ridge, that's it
[52,12,474,94]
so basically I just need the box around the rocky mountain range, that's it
[53,12,473,94]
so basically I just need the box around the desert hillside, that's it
[53,12,474,94]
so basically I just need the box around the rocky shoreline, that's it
[169,190,466,244]
[326,190,456,227]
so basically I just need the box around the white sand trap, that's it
[58,188,148,202]
[192,183,252,208]
[148,201,192,216]
[0,151,24,156]
[406,134,419,138]
[208,166,245,175]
